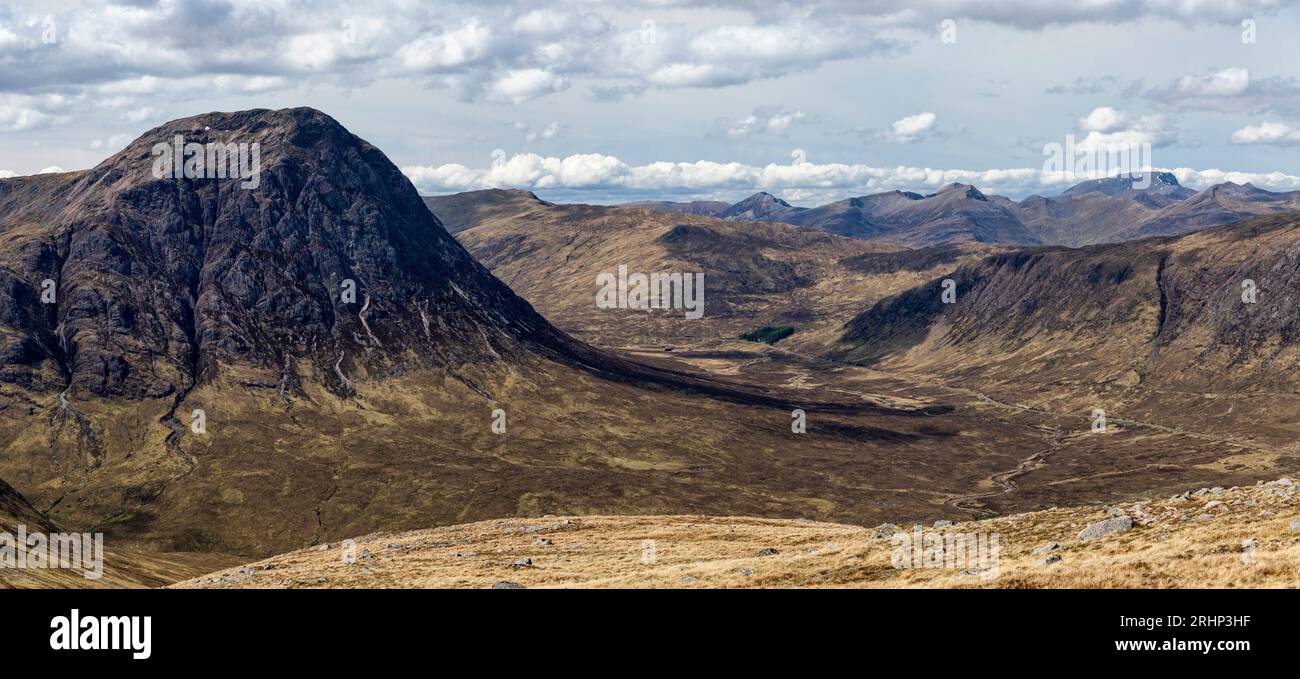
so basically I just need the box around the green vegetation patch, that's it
[739,325,795,345]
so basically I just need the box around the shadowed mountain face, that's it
[0,476,56,534]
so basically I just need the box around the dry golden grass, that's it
[175,478,1300,589]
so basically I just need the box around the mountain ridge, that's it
[625,173,1300,248]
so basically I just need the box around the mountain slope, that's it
[1002,191,1151,247]
[0,476,241,588]
[0,475,56,534]
[423,188,554,234]
[834,211,1300,451]
[717,192,801,221]
[176,477,1300,589]
[622,199,729,216]
[1114,182,1300,241]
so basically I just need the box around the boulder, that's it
[1078,516,1133,541]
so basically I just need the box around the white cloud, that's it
[0,0,1286,119]
[1075,106,1176,149]
[1079,106,1131,133]
[396,18,494,72]
[520,121,560,144]
[726,107,807,138]
[1176,67,1251,97]
[848,112,940,144]
[886,112,937,143]
[403,152,1300,201]
[487,68,570,103]
[1231,121,1300,146]
[1148,67,1300,115]
[38,166,65,174]
[0,170,16,179]
[0,93,77,132]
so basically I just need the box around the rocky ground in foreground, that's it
[174,478,1300,589]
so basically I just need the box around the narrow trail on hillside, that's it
[943,430,1069,518]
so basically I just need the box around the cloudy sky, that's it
[3,0,1300,204]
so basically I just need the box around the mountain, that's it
[0,110,585,401]
[423,188,553,234]
[777,184,1042,247]
[622,199,730,216]
[834,211,1300,455]
[1111,182,1300,241]
[1060,171,1195,208]
[1011,175,1300,246]
[717,192,802,221]
[1004,190,1153,247]
[0,107,614,550]
[630,174,1300,248]
[1,109,1032,558]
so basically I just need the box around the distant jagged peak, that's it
[1062,171,1186,196]
[928,183,987,201]
[734,191,792,208]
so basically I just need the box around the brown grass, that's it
[174,478,1300,589]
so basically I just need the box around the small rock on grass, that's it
[492,581,525,589]
[1042,554,1062,565]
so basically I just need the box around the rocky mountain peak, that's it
[0,107,572,401]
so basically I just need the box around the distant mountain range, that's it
[627,173,1300,248]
